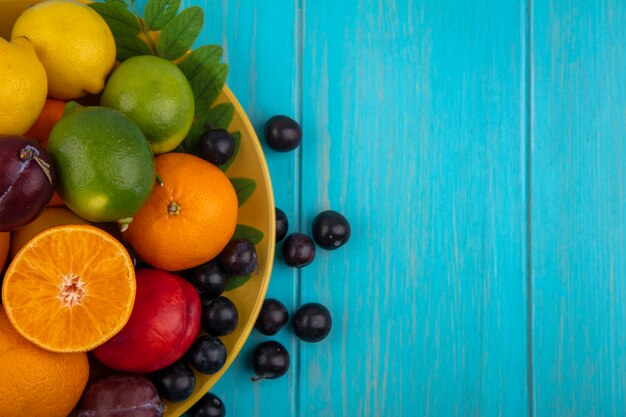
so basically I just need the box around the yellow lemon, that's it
[11,0,116,100]
[0,37,47,135]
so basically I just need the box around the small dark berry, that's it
[275,207,289,242]
[255,298,288,336]
[150,362,195,403]
[251,341,290,381]
[219,240,258,275]
[292,303,332,342]
[199,129,236,166]
[312,210,351,250]
[282,233,315,267]
[188,392,226,417]
[187,335,227,375]
[264,115,302,152]
[202,296,239,336]
[183,260,228,299]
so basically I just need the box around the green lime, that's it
[47,103,156,226]
[100,55,195,154]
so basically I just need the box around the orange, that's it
[10,207,89,258]
[24,98,66,148]
[0,307,88,417]
[0,232,9,271]
[2,224,136,352]
[48,191,65,207]
[123,153,238,271]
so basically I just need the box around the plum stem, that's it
[250,375,266,382]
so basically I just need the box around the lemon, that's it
[100,55,195,154]
[11,0,116,100]
[0,37,47,135]
[47,103,156,227]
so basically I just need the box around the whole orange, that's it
[24,98,66,148]
[123,153,238,271]
[0,232,9,271]
[0,307,89,417]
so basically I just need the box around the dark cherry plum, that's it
[219,240,257,275]
[251,341,290,381]
[282,233,315,267]
[254,298,288,336]
[264,115,302,152]
[275,208,288,242]
[201,296,239,336]
[0,135,56,231]
[183,260,228,299]
[312,210,351,250]
[187,335,227,375]
[198,129,235,166]
[292,303,332,343]
[188,392,225,417]
[150,362,196,403]
[77,375,164,417]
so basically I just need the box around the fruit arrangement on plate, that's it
[0,1,274,416]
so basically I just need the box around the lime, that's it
[47,103,156,227]
[100,55,195,154]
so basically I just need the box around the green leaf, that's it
[188,63,228,115]
[116,36,153,61]
[180,103,234,154]
[205,103,234,129]
[105,0,128,5]
[144,0,180,30]
[232,224,264,244]
[219,131,240,172]
[230,178,257,207]
[178,45,223,79]
[157,6,204,60]
[89,2,140,38]
[224,274,252,291]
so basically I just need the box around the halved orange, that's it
[2,224,136,352]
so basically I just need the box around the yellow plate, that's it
[0,3,275,416]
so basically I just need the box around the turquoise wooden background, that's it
[151,0,624,415]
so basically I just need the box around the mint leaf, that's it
[157,6,204,60]
[89,2,140,38]
[116,36,153,60]
[180,103,234,154]
[186,63,228,115]
[105,0,127,5]
[144,0,180,30]
[224,274,252,291]
[205,103,234,129]
[220,131,240,172]
[232,224,264,244]
[178,45,223,79]
[230,178,256,207]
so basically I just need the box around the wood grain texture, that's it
[531,1,626,415]
[298,0,529,416]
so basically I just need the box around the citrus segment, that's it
[123,153,238,271]
[0,307,89,417]
[2,225,136,352]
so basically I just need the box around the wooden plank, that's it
[299,0,529,416]
[531,1,626,415]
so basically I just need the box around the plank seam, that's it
[295,0,304,416]
[525,0,534,415]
